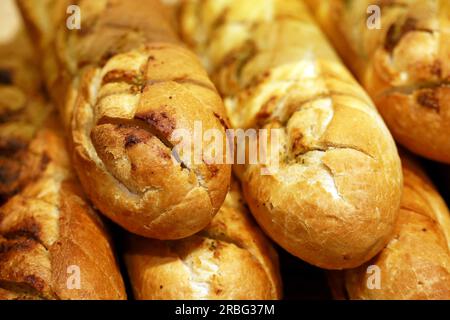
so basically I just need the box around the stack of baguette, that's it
[178,0,449,299]
[0,0,447,300]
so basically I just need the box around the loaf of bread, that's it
[0,7,126,299]
[124,180,282,300]
[0,2,49,204]
[179,0,403,269]
[328,152,450,299]
[17,0,231,239]
[0,118,127,300]
[0,115,127,300]
[306,0,450,163]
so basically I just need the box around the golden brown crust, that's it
[306,0,450,163]
[124,180,282,300]
[72,43,231,239]
[17,0,231,239]
[179,0,403,269]
[328,152,450,300]
[0,116,127,300]
[0,8,126,299]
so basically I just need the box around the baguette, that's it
[17,0,231,239]
[124,180,282,300]
[0,7,126,299]
[306,0,450,163]
[0,115,127,300]
[328,152,450,299]
[0,3,48,204]
[179,0,403,269]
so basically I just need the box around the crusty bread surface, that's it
[124,180,282,300]
[328,152,450,299]
[179,0,403,269]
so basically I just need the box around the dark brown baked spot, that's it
[157,147,171,161]
[0,279,42,299]
[385,17,417,52]
[102,69,137,84]
[417,89,439,111]
[207,164,219,178]
[3,217,42,245]
[0,138,27,156]
[124,134,142,148]
[0,164,20,186]
[0,105,25,123]
[0,238,35,257]
[135,110,176,138]
[385,17,433,52]
[213,249,221,259]
[0,69,12,85]
[209,240,217,251]
[211,9,228,30]
[40,153,51,172]
[431,61,442,78]
[24,275,45,291]
[385,24,398,52]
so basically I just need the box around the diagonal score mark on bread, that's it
[68,43,230,238]
[226,49,379,203]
